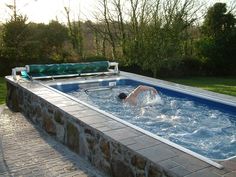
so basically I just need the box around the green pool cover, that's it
[26,61,109,77]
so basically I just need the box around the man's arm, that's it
[135,85,158,95]
[125,85,158,105]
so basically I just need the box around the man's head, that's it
[118,92,127,100]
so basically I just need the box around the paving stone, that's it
[39,92,60,98]
[105,127,142,141]
[159,159,179,169]
[230,157,236,162]
[47,97,74,105]
[127,135,162,151]
[171,154,210,172]
[56,101,80,107]
[33,90,55,95]
[184,168,221,177]
[137,144,178,163]
[169,165,192,176]
[72,110,100,118]
[79,115,109,125]
[223,172,236,177]
[93,120,126,130]
[95,126,112,132]
[208,166,231,175]
[0,107,107,177]
[221,160,236,171]
[60,104,87,113]
[119,137,137,146]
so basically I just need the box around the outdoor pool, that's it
[51,78,236,161]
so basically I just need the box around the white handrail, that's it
[12,67,27,80]
[109,62,119,74]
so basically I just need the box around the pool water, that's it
[67,85,236,160]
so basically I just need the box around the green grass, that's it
[0,77,6,104]
[166,77,236,97]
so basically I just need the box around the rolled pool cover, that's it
[25,61,109,77]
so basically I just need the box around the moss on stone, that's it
[43,117,56,135]
[67,122,80,153]
[54,110,64,125]
[131,155,146,170]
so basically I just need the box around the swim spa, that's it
[51,78,236,161]
[5,62,236,176]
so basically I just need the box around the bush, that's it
[180,57,205,76]
[82,56,110,62]
[119,57,204,78]
[120,64,153,77]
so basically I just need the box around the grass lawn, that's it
[166,77,236,97]
[0,77,6,104]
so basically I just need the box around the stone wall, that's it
[6,81,173,177]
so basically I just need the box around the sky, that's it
[0,0,99,24]
[0,0,231,24]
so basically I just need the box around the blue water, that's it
[54,81,236,160]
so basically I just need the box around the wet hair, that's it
[118,92,127,100]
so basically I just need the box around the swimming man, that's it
[118,85,158,105]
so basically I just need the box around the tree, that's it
[202,3,235,38]
[64,7,84,57]
[128,0,200,77]
[90,0,202,76]
[97,0,118,60]
[46,21,69,60]
[2,15,29,60]
[1,15,70,62]
[197,3,236,75]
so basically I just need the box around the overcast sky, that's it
[0,0,230,24]
[0,0,99,24]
